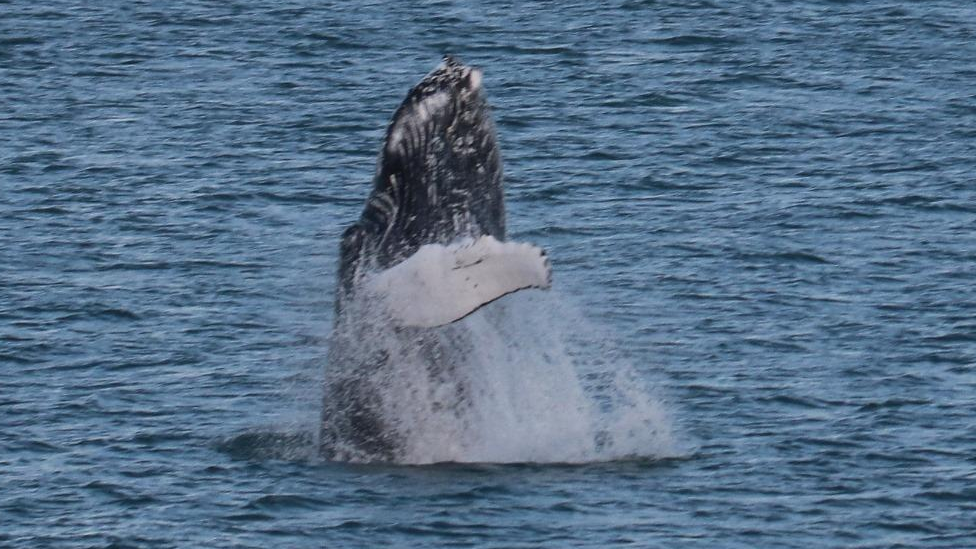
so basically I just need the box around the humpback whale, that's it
[320,57,552,461]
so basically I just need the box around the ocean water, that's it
[3,1,976,547]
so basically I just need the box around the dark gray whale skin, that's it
[322,57,507,461]
[336,55,506,318]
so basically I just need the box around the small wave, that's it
[0,353,36,365]
[222,512,274,522]
[216,430,316,461]
[245,494,327,511]
[737,250,831,265]
[82,481,157,506]
[649,34,741,47]
[84,306,141,321]
[758,394,828,409]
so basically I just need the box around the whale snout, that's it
[440,55,483,94]
[466,68,483,91]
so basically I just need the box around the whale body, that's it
[320,57,551,461]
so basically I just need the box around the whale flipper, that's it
[365,236,551,328]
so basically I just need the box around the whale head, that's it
[338,56,506,315]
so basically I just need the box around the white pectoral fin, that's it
[365,236,552,328]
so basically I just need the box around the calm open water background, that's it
[3,1,976,547]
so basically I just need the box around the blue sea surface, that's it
[3,1,976,547]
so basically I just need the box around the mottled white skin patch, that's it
[468,68,482,91]
[386,90,450,156]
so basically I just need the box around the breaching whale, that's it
[320,57,552,461]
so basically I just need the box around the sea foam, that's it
[321,287,674,465]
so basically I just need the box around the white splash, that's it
[323,287,675,465]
